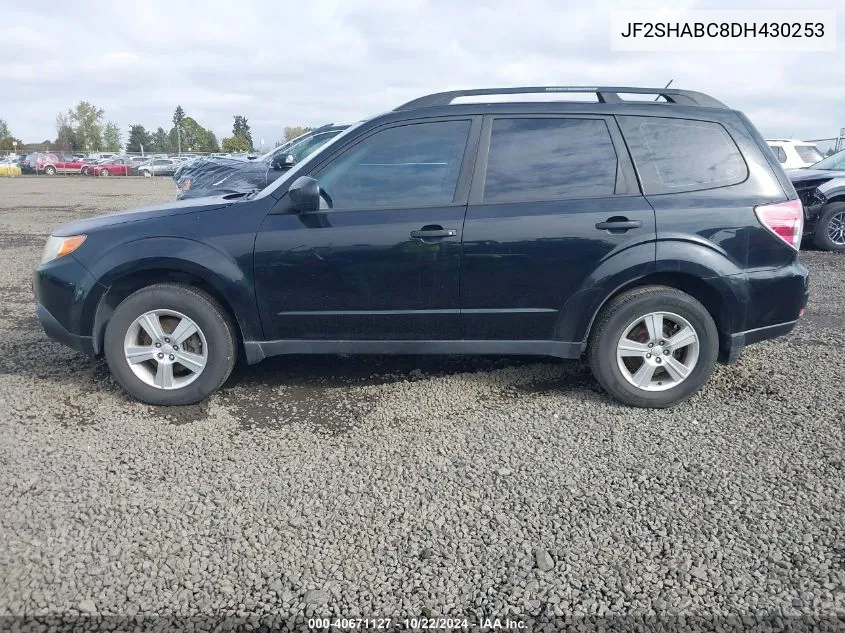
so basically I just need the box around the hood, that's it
[174,156,271,196]
[53,194,243,236]
[785,168,841,184]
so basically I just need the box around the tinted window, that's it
[618,116,747,194]
[795,145,823,163]
[316,120,470,209]
[484,118,618,203]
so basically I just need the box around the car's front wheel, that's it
[813,202,845,251]
[104,284,237,405]
[100,169,110,177]
[588,286,718,408]
[141,170,151,178]
[44,165,56,175]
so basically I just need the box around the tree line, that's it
[2,105,316,155]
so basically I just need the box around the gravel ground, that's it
[0,177,843,629]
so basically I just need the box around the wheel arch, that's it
[90,267,247,357]
[557,240,748,359]
[80,237,261,356]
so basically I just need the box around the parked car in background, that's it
[0,157,22,176]
[80,158,102,175]
[16,154,33,173]
[87,152,116,161]
[767,139,824,169]
[34,86,808,408]
[25,152,60,174]
[41,155,88,175]
[138,158,178,177]
[787,149,845,251]
[173,124,349,199]
[89,157,133,177]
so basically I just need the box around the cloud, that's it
[1,0,843,147]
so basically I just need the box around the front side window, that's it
[483,118,618,203]
[618,116,747,194]
[316,120,471,209]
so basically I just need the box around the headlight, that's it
[40,235,86,264]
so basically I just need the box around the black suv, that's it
[33,86,809,408]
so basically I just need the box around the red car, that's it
[42,155,87,175]
[89,157,132,177]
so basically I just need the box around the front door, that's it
[461,115,656,340]
[254,117,479,341]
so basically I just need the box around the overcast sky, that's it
[2,0,843,149]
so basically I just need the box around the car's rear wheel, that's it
[104,284,236,405]
[588,286,718,408]
[44,165,56,175]
[100,169,110,177]
[813,202,845,252]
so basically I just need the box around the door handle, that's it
[595,219,643,232]
[410,226,458,239]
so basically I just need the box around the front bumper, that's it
[33,255,104,357]
[36,303,94,356]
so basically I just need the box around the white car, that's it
[766,139,824,170]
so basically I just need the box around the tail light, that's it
[754,199,803,251]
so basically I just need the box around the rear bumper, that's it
[36,303,94,356]
[721,319,798,363]
[720,260,809,363]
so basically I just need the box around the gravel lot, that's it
[0,177,843,629]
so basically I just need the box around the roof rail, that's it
[395,86,728,110]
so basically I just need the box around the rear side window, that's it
[768,145,787,163]
[484,118,618,202]
[618,116,747,194]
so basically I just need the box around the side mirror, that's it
[271,153,295,170]
[288,176,320,213]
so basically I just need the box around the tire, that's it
[44,165,56,175]
[812,202,845,252]
[103,284,237,405]
[587,286,719,408]
[141,170,151,178]
[100,169,110,177]
[81,167,88,175]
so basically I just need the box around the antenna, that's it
[655,80,673,101]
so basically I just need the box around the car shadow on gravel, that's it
[216,354,589,433]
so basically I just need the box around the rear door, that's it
[460,115,655,340]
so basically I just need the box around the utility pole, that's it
[177,124,181,156]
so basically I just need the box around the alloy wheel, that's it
[123,309,208,390]
[616,311,700,392]
[827,211,845,245]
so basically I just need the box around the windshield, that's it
[255,122,365,200]
[257,129,345,163]
[795,145,823,164]
[810,149,845,171]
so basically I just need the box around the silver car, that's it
[138,158,178,177]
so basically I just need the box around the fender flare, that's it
[81,236,261,351]
[554,238,748,345]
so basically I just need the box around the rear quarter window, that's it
[618,116,747,195]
